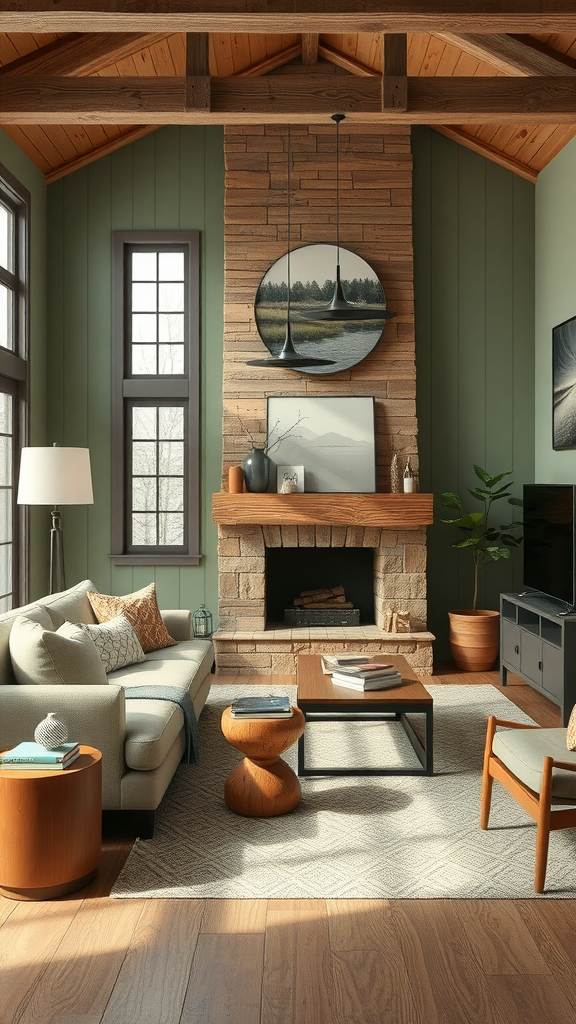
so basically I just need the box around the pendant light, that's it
[247,125,335,369]
[293,113,396,323]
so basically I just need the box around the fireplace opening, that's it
[265,547,375,627]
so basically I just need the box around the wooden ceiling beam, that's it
[434,31,576,76]
[185,32,210,110]
[45,125,159,183]
[0,32,173,77]
[433,126,538,182]
[3,3,576,36]
[4,75,576,124]
[317,43,379,77]
[237,43,302,77]
[301,33,319,65]
[382,33,407,111]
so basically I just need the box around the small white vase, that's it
[34,712,68,749]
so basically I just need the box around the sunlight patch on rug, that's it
[111,684,576,899]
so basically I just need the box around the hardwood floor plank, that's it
[0,900,81,1024]
[16,898,144,1024]
[391,901,504,1024]
[515,901,576,976]
[181,933,264,1024]
[200,898,267,933]
[262,900,333,1024]
[486,974,576,1024]
[456,900,550,975]
[101,900,205,1024]
[332,948,421,1024]
[326,898,391,950]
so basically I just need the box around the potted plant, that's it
[441,466,522,671]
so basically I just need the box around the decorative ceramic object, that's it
[403,457,415,493]
[34,711,68,749]
[390,453,401,493]
[242,447,271,493]
[280,477,298,494]
[228,465,244,493]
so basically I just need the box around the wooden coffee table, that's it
[297,655,433,777]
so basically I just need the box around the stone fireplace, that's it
[213,119,434,675]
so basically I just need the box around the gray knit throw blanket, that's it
[123,685,199,764]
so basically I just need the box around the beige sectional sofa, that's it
[0,579,214,836]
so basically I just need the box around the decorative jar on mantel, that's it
[242,447,271,493]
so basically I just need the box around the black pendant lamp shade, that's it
[293,113,396,324]
[247,126,335,369]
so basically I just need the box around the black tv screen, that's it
[523,484,576,607]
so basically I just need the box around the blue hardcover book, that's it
[1,741,80,764]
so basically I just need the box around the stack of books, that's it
[230,695,293,719]
[0,741,80,770]
[321,654,371,675]
[331,662,403,691]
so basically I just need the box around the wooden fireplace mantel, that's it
[212,492,433,527]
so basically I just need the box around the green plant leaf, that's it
[440,492,462,510]
[486,546,511,561]
[468,488,490,501]
[489,491,512,502]
[501,534,521,546]
[473,465,492,484]
[486,471,512,487]
[455,537,481,548]
[508,496,523,506]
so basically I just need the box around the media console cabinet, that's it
[500,592,576,726]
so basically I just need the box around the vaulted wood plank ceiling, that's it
[1,11,576,183]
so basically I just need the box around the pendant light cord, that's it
[287,123,291,322]
[335,115,340,266]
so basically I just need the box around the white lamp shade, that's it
[17,447,94,506]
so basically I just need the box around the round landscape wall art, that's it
[254,243,389,375]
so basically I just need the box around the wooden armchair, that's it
[481,715,576,893]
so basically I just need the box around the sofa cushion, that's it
[493,727,576,800]
[9,615,108,686]
[88,582,176,653]
[75,615,146,673]
[38,579,99,629]
[109,654,211,770]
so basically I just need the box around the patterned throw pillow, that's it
[87,582,176,654]
[75,615,146,673]
[567,705,576,750]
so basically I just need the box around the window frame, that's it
[111,230,200,566]
[0,162,29,607]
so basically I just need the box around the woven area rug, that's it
[111,683,576,899]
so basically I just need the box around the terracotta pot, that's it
[448,609,500,672]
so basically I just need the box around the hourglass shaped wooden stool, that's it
[220,707,305,817]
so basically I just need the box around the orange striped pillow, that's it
[87,582,176,654]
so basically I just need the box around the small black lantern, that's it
[193,604,213,637]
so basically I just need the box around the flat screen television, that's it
[523,484,576,608]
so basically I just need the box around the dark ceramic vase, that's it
[242,448,271,493]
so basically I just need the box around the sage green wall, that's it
[0,128,48,600]
[412,127,535,659]
[46,126,224,615]
[535,134,576,483]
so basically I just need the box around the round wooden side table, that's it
[221,707,305,817]
[0,745,102,901]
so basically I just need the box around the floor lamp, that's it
[17,444,94,595]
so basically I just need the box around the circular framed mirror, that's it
[254,243,390,375]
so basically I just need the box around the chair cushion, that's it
[493,727,576,800]
[38,579,99,628]
[87,582,176,653]
[9,615,108,686]
[75,615,146,673]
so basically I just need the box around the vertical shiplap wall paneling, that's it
[87,157,113,595]
[201,127,224,624]
[412,127,535,659]
[45,179,65,593]
[47,127,224,614]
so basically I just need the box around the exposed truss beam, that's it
[45,125,159,183]
[3,75,576,124]
[185,32,210,109]
[317,43,379,77]
[0,31,172,77]
[3,3,576,36]
[432,126,538,182]
[435,31,576,76]
[301,33,319,65]
[382,33,407,111]
[237,42,302,77]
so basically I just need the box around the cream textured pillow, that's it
[75,614,146,673]
[9,616,108,686]
[567,706,576,750]
[87,582,176,653]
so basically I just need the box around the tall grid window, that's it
[112,232,200,566]
[0,164,29,607]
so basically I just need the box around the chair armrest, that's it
[0,684,127,809]
[551,759,576,772]
[493,718,541,730]
[161,609,193,641]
